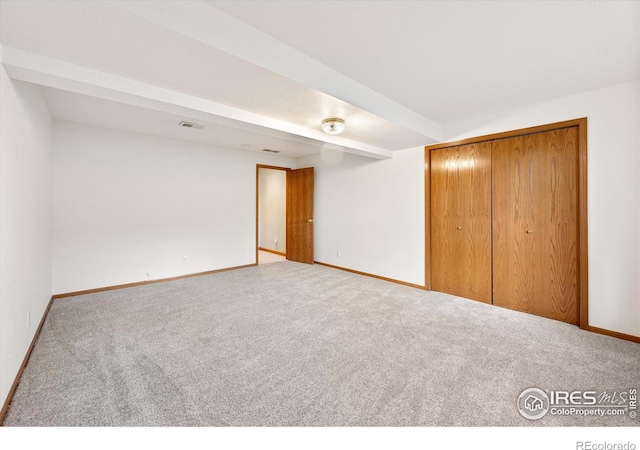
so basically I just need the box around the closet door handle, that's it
[526,230,533,234]
[456,226,463,230]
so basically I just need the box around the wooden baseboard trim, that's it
[587,326,640,344]
[53,264,257,299]
[0,295,54,426]
[258,247,286,257]
[315,261,426,291]
[315,262,639,344]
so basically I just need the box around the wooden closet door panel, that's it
[533,128,579,323]
[492,128,579,324]
[459,142,492,303]
[493,136,537,312]
[431,143,492,303]
[431,147,462,294]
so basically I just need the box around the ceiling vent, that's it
[179,121,205,129]
[262,149,281,154]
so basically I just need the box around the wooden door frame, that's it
[256,164,291,264]
[424,118,589,329]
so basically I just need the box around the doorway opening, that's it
[257,165,288,265]
[256,164,315,265]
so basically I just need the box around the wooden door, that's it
[286,167,314,264]
[492,127,579,324]
[431,142,492,303]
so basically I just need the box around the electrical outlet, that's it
[146,271,151,279]
[182,256,188,263]
[27,312,31,327]
[337,250,341,258]
[273,237,278,245]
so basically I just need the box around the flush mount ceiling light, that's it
[321,118,345,135]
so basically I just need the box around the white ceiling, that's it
[1,1,638,159]
[211,0,640,124]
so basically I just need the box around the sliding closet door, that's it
[431,142,492,303]
[492,127,579,324]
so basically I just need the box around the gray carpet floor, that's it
[4,261,640,426]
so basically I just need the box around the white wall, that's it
[52,122,295,294]
[444,80,640,337]
[297,147,425,286]
[258,168,286,253]
[0,70,53,405]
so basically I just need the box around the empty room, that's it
[1,0,639,443]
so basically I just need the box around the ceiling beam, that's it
[1,46,393,160]
[112,0,443,143]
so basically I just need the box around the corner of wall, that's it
[0,68,53,411]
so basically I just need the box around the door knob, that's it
[456,226,462,230]
[308,219,314,223]
[526,230,533,234]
